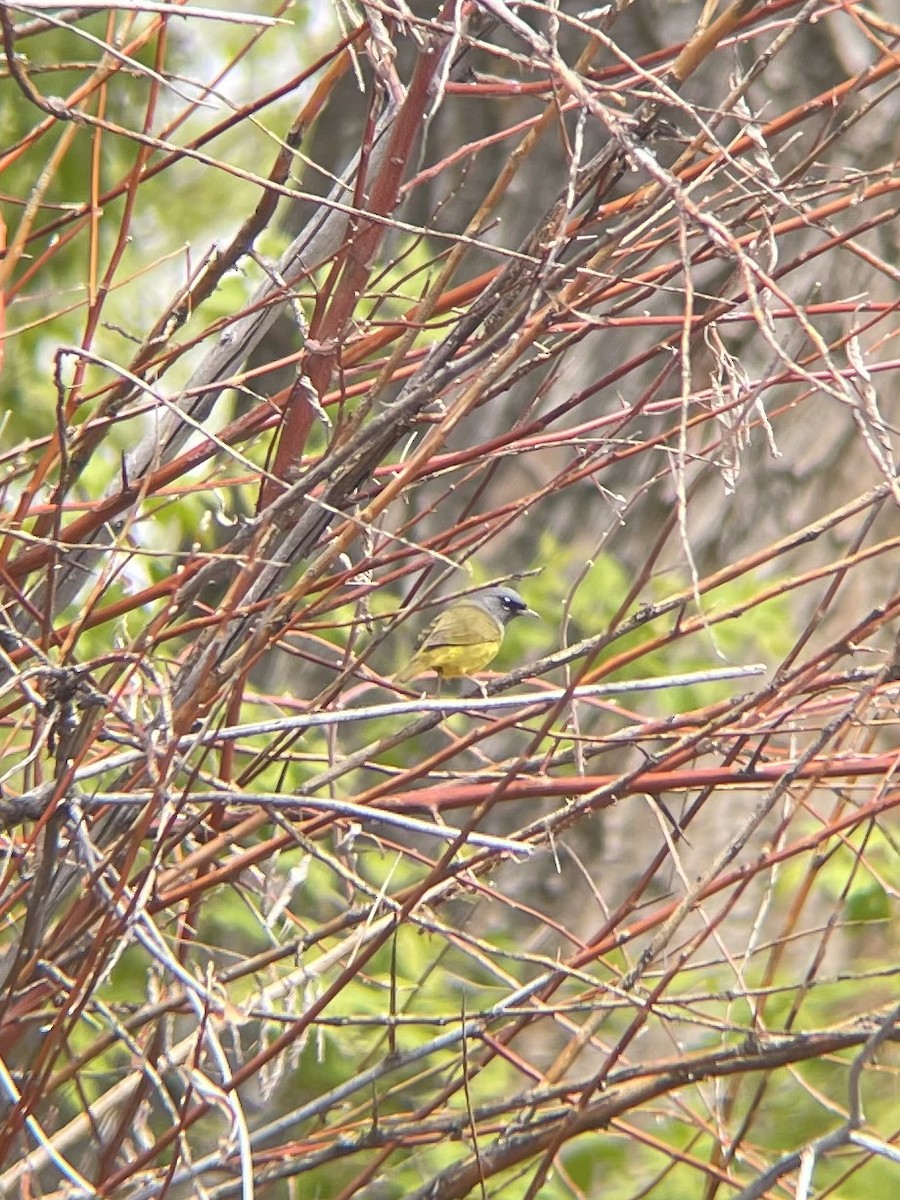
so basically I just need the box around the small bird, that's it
[394,586,537,684]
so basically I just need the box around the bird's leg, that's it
[435,670,453,721]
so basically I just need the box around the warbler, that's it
[394,586,536,684]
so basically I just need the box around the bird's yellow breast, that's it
[394,599,507,682]
[408,639,502,679]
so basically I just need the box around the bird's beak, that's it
[522,608,539,620]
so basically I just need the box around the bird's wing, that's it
[419,603,498,649]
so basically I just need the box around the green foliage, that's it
[844,879,892,925]
[561,1132,633,1196]
[520,529,795,710]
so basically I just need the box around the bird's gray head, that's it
[476,586,537,627]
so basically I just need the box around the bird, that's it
[394,586,536,685]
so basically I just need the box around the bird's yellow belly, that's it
[417,640,502,678]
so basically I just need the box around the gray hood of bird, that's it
[472,587,537,626]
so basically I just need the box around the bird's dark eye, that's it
[503,595,522,611]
